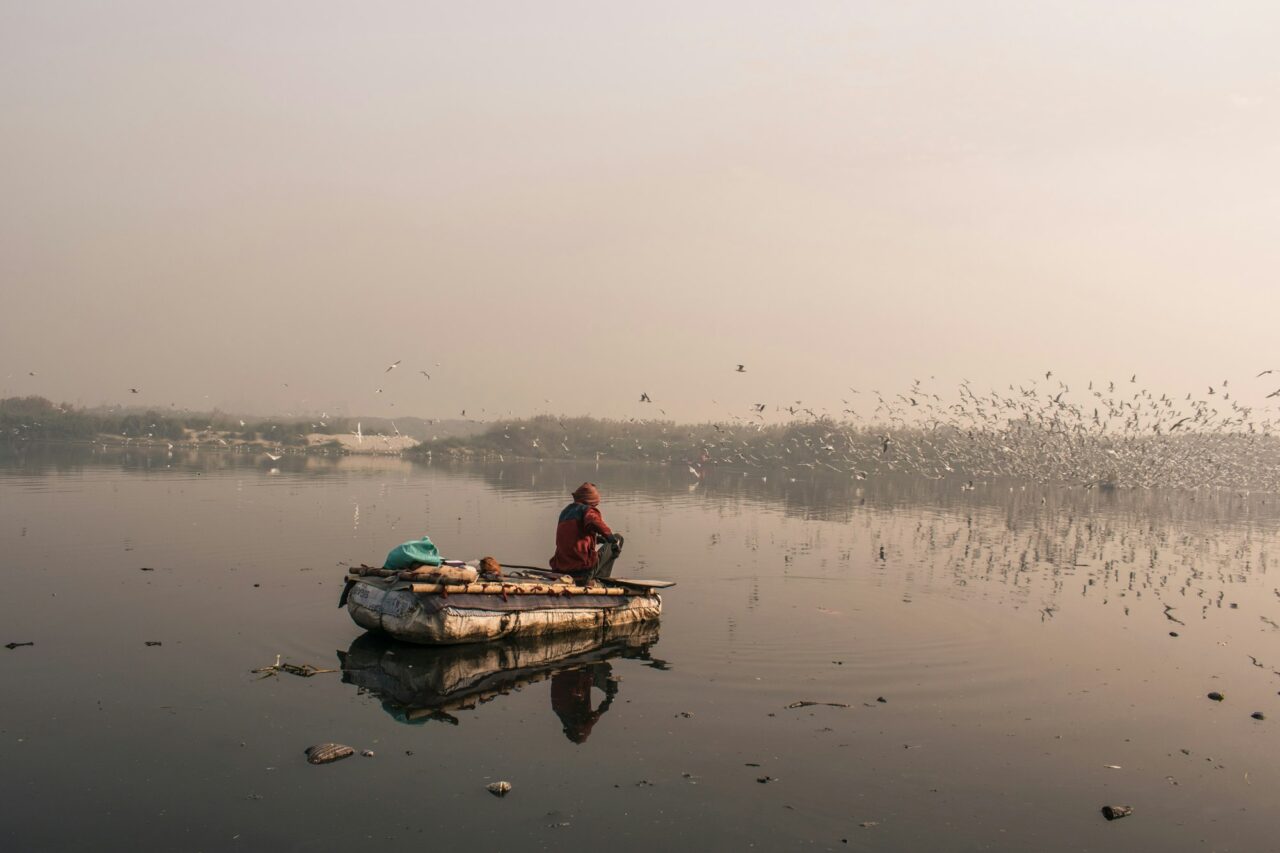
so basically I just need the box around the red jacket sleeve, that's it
[584,507,614,538]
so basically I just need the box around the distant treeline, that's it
[412,414,878,467]
[0,396,361,443]
[2,396,176,441]
[0,396,481,445]
[1,394,488,445]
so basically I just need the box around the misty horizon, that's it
[4,3,1278,423]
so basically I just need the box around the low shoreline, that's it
[3,432,417,457]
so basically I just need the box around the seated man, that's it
[550,482,624,584]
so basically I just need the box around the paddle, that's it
[496,562,569,579]
[607,578,677,590]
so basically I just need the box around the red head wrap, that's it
[572,482,601,506]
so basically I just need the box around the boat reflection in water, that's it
[338,621,663,742]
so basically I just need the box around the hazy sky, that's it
[3,2,1278,422]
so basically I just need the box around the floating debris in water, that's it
[786,700,851,709]
[1101,805,1133,821]
[144,641,162,647]
[1208,692,1225,702]
[361,749,375,757]
[305,743,354,765]
[1251,712,1265,720]
[756,776,776,784]
[487,781,512,797]
[859,821,879,829]
[252,654,337,679]
[5,642,34,650]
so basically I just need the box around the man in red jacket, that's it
[550,482,624,583]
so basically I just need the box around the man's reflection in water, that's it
[551,662,618,744]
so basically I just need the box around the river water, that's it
[2,444,1279,851]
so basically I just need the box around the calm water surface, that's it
[3,445,1280,851]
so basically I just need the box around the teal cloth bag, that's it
[383,536,444,570]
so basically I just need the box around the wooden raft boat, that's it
[340,567,664,645]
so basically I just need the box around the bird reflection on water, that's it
[337,623,663,742]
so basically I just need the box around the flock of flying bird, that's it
[380,360,1280,494]
[622,366,1280,493]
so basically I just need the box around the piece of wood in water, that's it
[253,655,337,678]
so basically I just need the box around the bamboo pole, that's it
[406,581,630,596]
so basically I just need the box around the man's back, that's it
[550,500,612,572]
